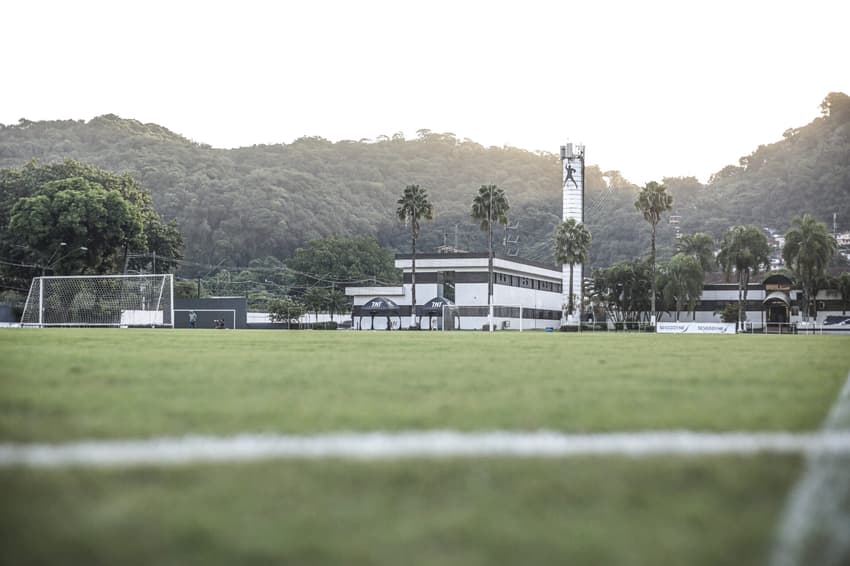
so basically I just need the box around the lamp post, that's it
[488,187,494,333]
[41,242,67,276]
[43,245,88,275]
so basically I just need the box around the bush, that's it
[559,323,608,332]
[718,303,740,323]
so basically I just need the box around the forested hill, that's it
[1,92,848,272]
[667,92,850,239]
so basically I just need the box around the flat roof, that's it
[395,252,560,272]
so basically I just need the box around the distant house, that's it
[658,273,847,331]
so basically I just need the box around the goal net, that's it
[21,274,174,328]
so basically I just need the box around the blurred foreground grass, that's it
[0,455,800,566]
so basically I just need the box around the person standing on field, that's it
[188,310,197,328]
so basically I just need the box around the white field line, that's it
[2,430,850,468]
[769,372,850,566]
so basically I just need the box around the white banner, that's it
[656,322,736,334]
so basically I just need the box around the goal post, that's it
[20,274,174,328]
[442,304,528,331]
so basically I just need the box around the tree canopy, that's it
[0,160,182,291]
[286,236,400,292]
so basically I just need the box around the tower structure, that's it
[560,143,585,322]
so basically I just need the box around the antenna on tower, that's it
[503,221,520,256]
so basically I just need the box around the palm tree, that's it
[782,214,837,319]
[634,181,673,320]
[717,225,771,330]
[303,287,327,324]
[660,254,704,321]
[471,184,510,308]
[553,219,592,318]
[396,184,433,326]
[326,288,348,322]
[677,232,715,273]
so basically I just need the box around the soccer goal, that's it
[20,274,174,328]
[445,304,529,332]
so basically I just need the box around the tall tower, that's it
[560,143,585,322]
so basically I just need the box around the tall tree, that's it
[287,236,400,290]
[268,296,305,329]
[660,254,705,321]
[592,260,652,326]
[325,288,349,321]
[0,160,182,290]
[782,214,837,318]
[396,184,433,325]
[676,232,715,273]
[553,219,592,318]
[303,287,327,323]
[634,181,673,320]
[471,185,510,307]
[717,225,771,330]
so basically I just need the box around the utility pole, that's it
[488,187,493,333]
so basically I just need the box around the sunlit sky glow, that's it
[2,0,848,184]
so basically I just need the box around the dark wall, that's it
[174,297,247,329]
[0,305,14,323]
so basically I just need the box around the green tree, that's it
[553,219,592,317]
[676,232,715,273]
[782,214,837,319]
[471,185,509,306]
[325,288,349,321]
[303,287,328,323]
[287,236,400,290]
[268,296,305,329]
[820,92,850,119]
[0,160,182,290]
[634,181,673,319]
[8,177,145,275]
[592,260,652,325]
[717,225,771,330]
[396,184,433,323]
[660,254,705,321]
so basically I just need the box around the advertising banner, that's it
[656,322,736,334]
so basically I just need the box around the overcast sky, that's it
[2,0,848,184]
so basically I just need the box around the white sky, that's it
[2,0,848,184]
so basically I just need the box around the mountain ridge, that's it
[2,93,847,270]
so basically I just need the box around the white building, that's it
[656,273,849,332]
[346,253,564,330]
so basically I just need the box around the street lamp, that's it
[43,245,88,276]
[488,187,494,333]
[42,242,67,273]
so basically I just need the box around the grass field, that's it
[1,329,849,565]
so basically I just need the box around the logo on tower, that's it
[563,162,578,189]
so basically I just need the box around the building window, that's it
[438,271,455,302]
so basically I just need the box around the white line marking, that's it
[769,372,850,566]
[2,431,850,468]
